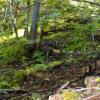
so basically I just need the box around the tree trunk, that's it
[24,0,30,38]
[36,23,43,50]
[7,0,18,38]
[29,0,40,40]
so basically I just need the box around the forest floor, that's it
[0,59,100,100]
[19,59,100,99]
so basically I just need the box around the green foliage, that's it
[0,81,11,89]
[0,38,29,64]
[0,0,100,97]
[61,90,79,100]
[9,61,62,86]
[30,93,41,100]
[0,68,18,88]
[96,78,100,83]
[0,68,16,81]
[29,63,47,72]
[29,61,62,72]
[43,32,67,40]
[32,51,44,63]
[14,70,26,83]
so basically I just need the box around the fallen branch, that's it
[73,0,100,6]
[0,89,29,94]
[66,87,100,92]
[57,82,69,93]
[0,89,30,99]
[84,93,100,100]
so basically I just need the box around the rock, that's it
[84,76,100,95]
[49,94,62,100]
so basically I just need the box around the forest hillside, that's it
[0,0,100,99]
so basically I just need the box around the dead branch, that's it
[73,0,100,6]
[66,87,100,92]
[57,82,69,93]
[0,89,29,94]
[84,93,100,100]
[0,89,30,99]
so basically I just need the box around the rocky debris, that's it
[48,76,100,100]
[49,94,62,100]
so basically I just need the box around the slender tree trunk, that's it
[29,0,40,40]
[36,23,43,50]
[7,0,18,38]
[24,0,30,38]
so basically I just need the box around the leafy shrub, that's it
[0,37,29,64]
[12,70,26,86]
[62,31,97,62]
[29,61,62,72]
[0,81,11,89]
[32,51,44,63]
[43,32,67,40]
[30,93,41,100]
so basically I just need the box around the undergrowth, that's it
[0,37,29,65]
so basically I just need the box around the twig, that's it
[0,89,29,94]
[57,82,69,93]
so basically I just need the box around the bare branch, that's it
[73,0,100,6]
[84,93,100,100]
